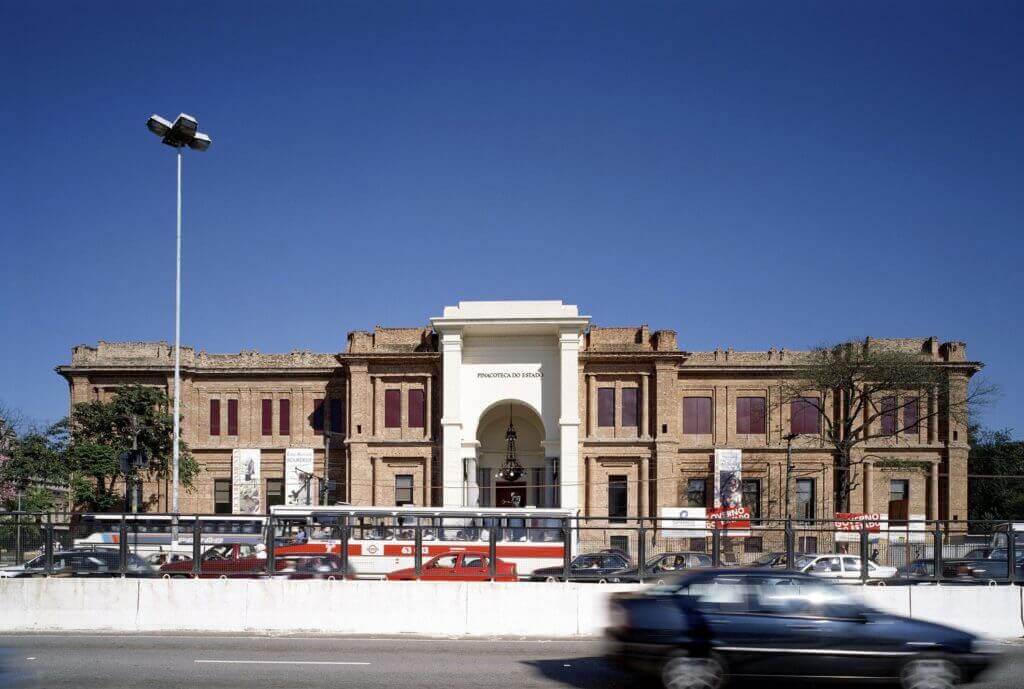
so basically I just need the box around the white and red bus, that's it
[270,505,577,577]
[72,514,266,559]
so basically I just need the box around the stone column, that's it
[559,329,582,512]
[586,374,595,437]
[863,459,874,513]
[640,456,650,520]
[640,373,650,438]
[465,454,479,507]
[372,376,380,437]
[425,374,433,441]
[440,330,464,507]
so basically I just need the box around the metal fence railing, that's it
[0,511,1017,585]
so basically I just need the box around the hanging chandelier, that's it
[496,405,525,482]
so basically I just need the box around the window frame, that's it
[608,474,628,523]
[621,387,639,428]
[408,388,425,429]
[209,399,221,437]
[226,399,239,437]
[597,388,615,428]
[261,398,273,436]
[683,396,713,435]
[384,389,402,429]
[741,478,761,519]
[685,478,708,508]
[213,478,232,514]
[312,397,324,435]
[279,398,291,436]
[796,478,816,523]
[395,474,414,506]
[736,396,766,435]
[790,397,820,435]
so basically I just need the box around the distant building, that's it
[57,301,979,544]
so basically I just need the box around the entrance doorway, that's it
[495,482,527,508]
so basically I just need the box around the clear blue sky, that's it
[3,2,1022,434]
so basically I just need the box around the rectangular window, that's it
[384,389,401,428]
[279,399,291,435]
[261,399,273,436]
[408,389,425,428]
[889,479,909,526]
[477,467,492,507]
[266,478,285,511]
[213,479,231,514]
[743,536,763,553]
[312,398,324,435]
[683,397,712,434]
[395,474,414,506]
[597,388,615,427]
[736,396,766,434]
[609,535,629,557]
[796,478,815,522]
[329,397,343,434]
[742,479,761,519]
[608,475,628,522]
[798,536,818,554]
[621,388,638,428]
[880,396,897,436]
[904,397,919,436]
[685,478,707,507]
[227,399,238,436]
[790,397,820,435]
[209,399,221,436]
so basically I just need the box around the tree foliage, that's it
[969,428,1024,521]
[66,385,199,511]
[779,340,993,512]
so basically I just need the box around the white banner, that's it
[714,449,742,509]
[232,449,261,514]
[887,513,927,543]
[285,448,316,506]
[659,507,708,538]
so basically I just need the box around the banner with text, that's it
[834,512,882,542]
[707,505,752,531]
[231,449,261,514]
[714,449,743,509]
[659,507,708,538]
[285,448,316,506]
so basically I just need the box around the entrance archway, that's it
[475,401,550,508]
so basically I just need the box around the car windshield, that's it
[752,552,779,565]
[794,555,816,569]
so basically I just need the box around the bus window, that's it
[440,518,479,542]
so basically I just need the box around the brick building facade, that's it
[56,301,980,538]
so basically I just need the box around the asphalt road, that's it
[0,634,1022,689]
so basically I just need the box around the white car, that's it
[0,564,27,578]
[796,553,897,580]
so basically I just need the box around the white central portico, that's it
[431,301,590,511]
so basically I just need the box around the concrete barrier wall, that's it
[1,579,1022,638]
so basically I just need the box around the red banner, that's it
[707,506,751,530]
[834,512,882,532]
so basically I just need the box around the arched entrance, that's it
[475,401,554,509]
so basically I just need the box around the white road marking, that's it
[0,633,591,643]
[195,660,370,666]
[25,657,36,661]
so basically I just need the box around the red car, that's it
[387,551,517,581]
[159,543,265,578]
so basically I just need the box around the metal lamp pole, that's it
[146,113,211,513]
[784,432,798,519]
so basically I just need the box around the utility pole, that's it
[784,432,798,519]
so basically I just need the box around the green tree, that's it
[779,340,993,512]
[66,385,199,511]
[968,428,1024,521]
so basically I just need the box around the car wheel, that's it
[598,578,608,584]
[900,656,960,689]
[545,576,557,583]
[661,653,723,689]
[657,578,666,585]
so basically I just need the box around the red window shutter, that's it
[683,397,712,434]
[227,399,238,436]
[791,397,820,435]
[209,399,221,436]
[881,396,897,436]
[408,389,425,428]
[261,399,272,436]
[683,398,695,434]
[904,398,919,435]
[330,398,343,434]
[736,397,750,434]
[279,399,291,436]
[751,398,766,434]
[312,398,324,435]
[385,389,401,428]
[598,388,615,427]
[621,388,638,427]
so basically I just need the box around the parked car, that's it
[0,549,154,578]
[605,569,1000,689]
[159,543,266,578]
[607,552,712,584]
[963,547,995,560]
[747,551,790,568]
[530,551,631,582]
[146,551,192,567]
[387,551,516,581]
[268,554,356,580]
[796,553,897,580]
[955,551,1024,582]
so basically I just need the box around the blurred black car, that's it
[606,568,998,689]
[747,551,790,568]
[530,551,630,582]
[4,549,154,578]
[607,552,712,584]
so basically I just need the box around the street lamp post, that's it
[145,113,211,513]
[784,432,799,519]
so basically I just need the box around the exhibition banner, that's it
[232,448,261,514]
[285,447,316,506]
[659,507,708,538]
[714,449,742,509]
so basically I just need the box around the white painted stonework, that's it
[430,301,590,511]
